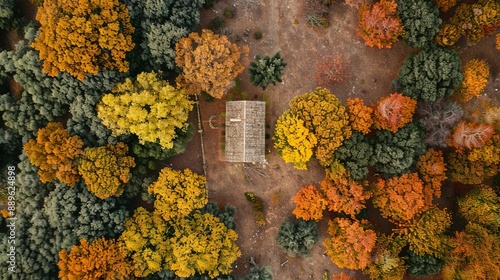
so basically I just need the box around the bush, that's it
[245,192,266,226]
[224,8,234,18]
[276,219,319,257]
[208,17,227,32]
[253,31,263,40]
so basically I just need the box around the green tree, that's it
[406,251,443,277]
[397,0,442,48]
[288,87,351,167]
[276,219,319,257]
[334,132,373,180]
[249,51,287,90]
[32,0,135,80]
[0,0,23,30]
[274,110,317,170]
[241,265,273,280]
[148,167,208,221]
[78,142,136,199]
[392,46,463,102]
[97,71,193,149]
[370,122,427,177]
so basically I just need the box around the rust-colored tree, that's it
[433,0,457,12]
[373,93,417,132]
[416,148,447,206]
[397,207,452,258]
[31,0,134,80]
[346,98,373,134]
[314,53,351,88]
[148,167,208,221]
[323,218,377,270]
[356,0,405,49]
[447,121,494,150]
[442,223,500,280]
[24,122,83,187]
[455,59,490,103]
[320,162,371,218]
[372,173,427,225]
[58,237,132,280]
[78,142,135,199]
[292,185,327,221]
[175,29,249,99]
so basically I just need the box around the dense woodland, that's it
[0,0,499,279]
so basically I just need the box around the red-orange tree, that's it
[346,97,373,134]
[323,218,377,270]
[78,142,135,199]
[58,237,132,280]
[447,121,494,150]
[175,29,249,99]
[32,0,134,80]
[24,122,83,187]
[320,162,371,218]
[373,93,417,132]
[357,0,405,48]
[292,185,327,221]
[372,173,427,225]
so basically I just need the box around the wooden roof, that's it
[225,101,266,163]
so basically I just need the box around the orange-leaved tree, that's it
[372,173,427,225]
[447,121,494,150]
[289,87,351,167]
[175,29,249,99]
[323,218,377,270]
[31,0,134,80]
[148,167,207,221]
[320,161,371,218]
[356,0,405,48]
[455,59,490,103]
[58,237,132,280]
[78,142,135,199]
[447,151,499,185]
[24,122,83,187]
[346,97,373,134]
[273,110,317,170]
[292,185,327,221]
[373,93,417,132]
[433,0,457,12]
[416,148,447,206]
[396,206,452,258]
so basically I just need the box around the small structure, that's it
[225,101,266,163]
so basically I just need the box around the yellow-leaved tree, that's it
[148,167,208,221]
[455,59,490,103]
[119,207,172,278]
[78,142,135,199]
[24,122,83,187]
[175,29,249,99]
[58,237,132,280]
[288,87,351,167]
[169,212,241,278]
[97,72,193,149]
[31,0,134,80]
[273,110,317,170]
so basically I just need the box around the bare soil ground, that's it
[169,1,500,279]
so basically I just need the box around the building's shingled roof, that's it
[225,101,266,163]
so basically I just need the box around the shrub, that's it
[245,192,266,226]
[314,53,351,88]
[249,51,287,90]
[253,31,263,40]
